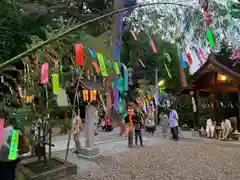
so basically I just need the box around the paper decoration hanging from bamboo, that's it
[186,53,193,65]
[164,62,172,79]
[52,74,60,94]
[183,10,190,32]
[114,40,121,61]
[149,39,158,53]
[40,63,49,84]
[113,62,120,74]
[97,53,108,76]
[179,56,187,68]
[130,30,138,41]
[120,63,129,91]
[75,44,84,66]
[92,61,101,73]
[57,89,69,107]
[198,48,206,60]
[8,130,19,160]
[164,53,172,62]
[206,29,215,47]
[88,48,97,59]
[0,119,4,149]
[55,56,59,72]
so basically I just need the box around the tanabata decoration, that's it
[75,66,79,73]
[17,86,23,98]
[186,53,193,65]
[113,62,120,74]
[150,39,158,54]
[56,89,69,107]
[179,56,187,68]
[183,10,190,32]
[97,53,108,76]
[203,10,212,28]
[75,44,84,66]
[0,119,4,148]
[40,63,49,84]
[206,29,215,47]
[92,61,101,73]
[52,74,60,94]
[164,62,172,79]
[164,53,172,62]
[130,30,138,41]
[114,40,121,61]
[121,63,129,91]
[88,48,97,59]
[8,130,20,160]
[198,48,206,60]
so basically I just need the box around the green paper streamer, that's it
[8,130,19,160]
[52,74,60,94]
[164,62,172,79]
[206,29,215,47]
[113,62,120,74]
[97,53,108,76]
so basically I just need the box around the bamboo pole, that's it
[0,2,195,69]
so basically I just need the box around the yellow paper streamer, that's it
[164,62,172,79]
[8,130,19,160]
[52,74,60,94]
[97,53,108,76]
[113,62,120,74]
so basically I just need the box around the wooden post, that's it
[210,93,215,122]
[194,90,199,130]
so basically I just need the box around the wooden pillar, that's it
[194,90,200,130]
[237,90,240,131]
[210,93,215,121]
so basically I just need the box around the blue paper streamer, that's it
[88,48,97,60]
[179,56,187,68]
[114,40,121,62]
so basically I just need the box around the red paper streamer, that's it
[75,44,84,66]
[92,61,101,73]
[186,53,193,65]
[150,39,157,53]
[130,30,138,41]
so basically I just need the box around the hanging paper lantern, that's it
[186,53,193,65]
[75,44,84,66]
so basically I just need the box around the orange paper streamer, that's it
[92,61,101,73]
[150,39,157,53]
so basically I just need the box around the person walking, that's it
[71,112,83,154]
[169,105,179,141]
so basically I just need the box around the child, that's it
[146,119,156,136]
[133,113,144,147]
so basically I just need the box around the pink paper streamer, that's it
[40,63,49,84]
[130,30,138,41]
[150,39,157,53]
[0,119,4,148]
[198,48,206,60]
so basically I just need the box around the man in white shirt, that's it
[221,119,233,139]
[206,119,215,138]
[169,106,179,141]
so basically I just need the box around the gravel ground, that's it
[64,140,240,180]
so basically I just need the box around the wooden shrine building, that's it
[182,52,240,130]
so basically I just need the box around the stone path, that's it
[53,131,240,180]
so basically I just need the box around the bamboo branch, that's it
[0,2,195,69]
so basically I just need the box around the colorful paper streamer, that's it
[40,63,49,84]
[164,62,172,79]
[8,130,19,160]
[179,56,187,68]
[0,119,4,148]
[57,89,69,107]
[120,63,129,91]
[164,53,172,62]
[186,53,193,65]
[52,74,60,94]
[150,39,158,53]
[75,44,84,66]
[130,30,138,41]
[113,62,120,74]
[92,61,101,73]
[88,48,97,60]
[97,53,108,76]
[206,29,215,47]
[55,56,59,72]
